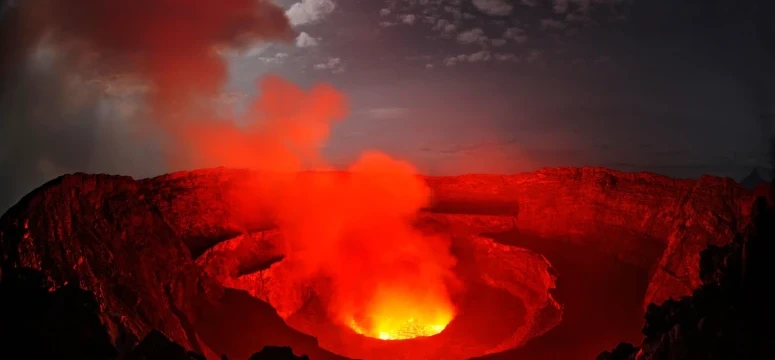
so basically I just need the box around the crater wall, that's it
[0,167,755,358]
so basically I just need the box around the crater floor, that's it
[198,232,561,360]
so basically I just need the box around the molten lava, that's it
[345,288,456,340]
[348,318,447,341]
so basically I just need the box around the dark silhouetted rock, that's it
[0,267,118,360]
[596,343,638,360]
[127,329,189,360]
[597,194,775,360]
[249,346,309,360]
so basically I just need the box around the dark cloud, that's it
[472,0,513,16]
[0,0,293,212]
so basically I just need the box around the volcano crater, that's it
[197,231,562,360]
[0,168,754,360]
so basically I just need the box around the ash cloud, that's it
[0,0,293,212]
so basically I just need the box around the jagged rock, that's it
[596,343,638,360]
[126,329,203,360]
[248,346,309,360]
[0,267,117,360]
[597,195,775,360]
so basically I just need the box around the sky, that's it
[1,0,774,211]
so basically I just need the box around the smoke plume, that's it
[0,0,459,335]
[0,0,292,210]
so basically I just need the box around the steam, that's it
[0,0,459,333]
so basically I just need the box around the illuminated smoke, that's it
[0,0,459,337]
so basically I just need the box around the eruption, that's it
[269,152,459,341]
[2,0,460,343]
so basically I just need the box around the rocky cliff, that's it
[598,196,775,359]
[0,167,758,358]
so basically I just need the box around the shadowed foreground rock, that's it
[597,197,775,360]
[0,267,309,360]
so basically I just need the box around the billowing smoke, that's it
[0,0,292,210]
[0,0,459,336]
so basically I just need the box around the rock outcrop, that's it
[597,196,774,359]
[0,173,346,360]
[0,167,758,358]
[0,265,308,360]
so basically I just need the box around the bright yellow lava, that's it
[349,317,450,340]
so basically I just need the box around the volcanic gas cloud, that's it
[6,0,461,341]
[196,77,461,340]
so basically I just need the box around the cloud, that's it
[552,0,569,14]
[526,49,543,64]
[494,53,520,63]
[467,51,492,62]
[296,31,320,48]
[379,8,391,17]
[504,27,528,43]
[540,18,567,31]
[457,28,486,44]
[367,107,411,120]
[286,0,336,26]
[313,57,345,73]
[258,52,289,65]
[441,50,521,66]
[0,0,293,212]
[566,11,593,24]
[398,14,417,25]
[444,5,463,21]
[86,74,150,98]
[491,38,507,47]
[443,56,460,67]
[472,0,513,16]
[520,0,539,7]
[432,19,457,35]
[213,91,249,106]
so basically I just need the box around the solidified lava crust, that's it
[198,232,562,360]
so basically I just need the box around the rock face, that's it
[597,196,775,359]
[0,167,757,358]
[0,173,346,360]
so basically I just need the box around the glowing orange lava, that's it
[345,289,456,340]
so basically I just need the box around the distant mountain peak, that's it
[740,167,771,189]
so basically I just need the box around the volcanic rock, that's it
[0,167,758,358]
[597,196,775,359]
[248,347,310,360]
[0,173,345,360]
[0,266,117,360]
